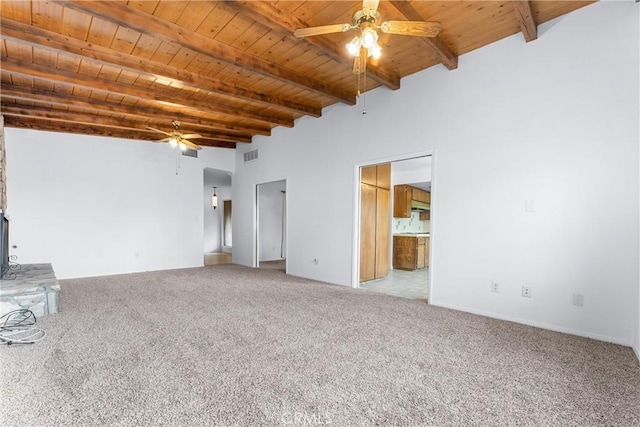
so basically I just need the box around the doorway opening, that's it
[358,156,432,301]
[256,180,287,272]
[203,168,232,266]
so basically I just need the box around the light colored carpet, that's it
[0,264,638,426]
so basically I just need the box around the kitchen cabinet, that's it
[412,188,431,203]
[393,184,430,218]
[393,185,413,218]
[362,163,390,189]
[393,235,429,271]
[360,164,391,282]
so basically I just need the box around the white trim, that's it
[426,151,437,304]
[633,343,640,363]
[430,300,634,348]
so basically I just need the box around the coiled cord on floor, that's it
[0,309,46,345]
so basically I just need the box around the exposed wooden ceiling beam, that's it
[0,104,251,143]
[387,1,458,70]
[227,0,401,91]
[1,57,293,128]
[0,18,321,118]
[56,0,357,106]
[0,84,270,137]
[512,1,538,42]
[2,115,237,149]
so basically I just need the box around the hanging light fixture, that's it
[346,36,362,56]
[211,187,218,209]
[344,8,383,62]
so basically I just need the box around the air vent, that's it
[244,149,258,163]
[181,148,198,158]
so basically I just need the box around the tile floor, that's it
[359,268,429,301]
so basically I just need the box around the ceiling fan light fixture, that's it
[360,27,378,49]
[179,142,188,152]
[346,36,362,56]
[168,137,178,148]
[369,42,382,59]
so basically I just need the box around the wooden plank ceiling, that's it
[0,1,594,149]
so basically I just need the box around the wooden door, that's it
[417,238,426,269]
[375,187,390,278]
[359,183,377,282]
[424,237,430,268]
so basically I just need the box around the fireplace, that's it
[0,213,8,278]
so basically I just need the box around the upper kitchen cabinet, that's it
[393,185,413,218]
[412,188,431,203]
[394,184,430,218]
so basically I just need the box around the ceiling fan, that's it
[294,0,441,72]
[147,121,202,151]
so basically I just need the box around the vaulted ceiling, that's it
[0,1,594,149]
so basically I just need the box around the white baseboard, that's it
[633,343,640,363]
[430,300,633,348]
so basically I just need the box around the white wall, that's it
[636,0,640,360]
[233,2,639,347]
[258,180,286,261]
[391,157,431,188]
[5,129,234,279]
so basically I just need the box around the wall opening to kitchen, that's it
[358,155,432,302]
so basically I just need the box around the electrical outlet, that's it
[572,293,584,307]
[491,282,499,293]
[522,286,532,298]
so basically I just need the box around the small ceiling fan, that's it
[147,121,202,151]
[294,0,441,72]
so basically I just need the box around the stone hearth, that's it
[0,263,60,317]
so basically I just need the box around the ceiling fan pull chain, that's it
[362,59,367,115]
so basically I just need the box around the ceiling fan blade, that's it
[181,139,202,150]
[380,21,441,37]
[363,0,380,12]
[181,134,203,139]
[294,23,350,38]
[155,137,172,143]
[146,126,172,136]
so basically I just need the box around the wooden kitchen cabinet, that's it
[360,163,391,282]
[412,188,431,203]
[361,164,390,189]
[393,236,429,270]
[393,185,413,218]
[394,184,431,218]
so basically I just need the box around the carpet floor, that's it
[1,264,638,426]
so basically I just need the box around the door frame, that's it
[352,150,436,302]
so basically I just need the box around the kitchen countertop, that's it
[393,233,430,237]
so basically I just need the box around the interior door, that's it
[359,182,377,282]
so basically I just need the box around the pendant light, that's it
[211,187,218,209]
